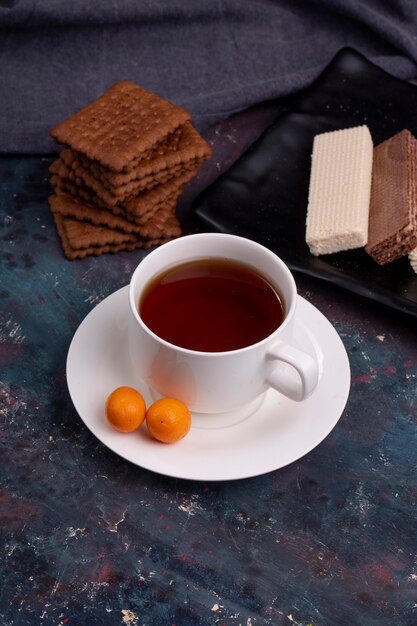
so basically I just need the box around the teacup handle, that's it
[266,341,319,402]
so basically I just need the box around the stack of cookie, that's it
[48,81,211,259]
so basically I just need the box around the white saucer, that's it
[66,286,350,481]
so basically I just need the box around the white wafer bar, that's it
[409,247,417,273]
[306,125,373,256]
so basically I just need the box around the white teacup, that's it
[128,233,319,414]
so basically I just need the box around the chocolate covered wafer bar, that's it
[306,125,373,255]
[365,129,417,265]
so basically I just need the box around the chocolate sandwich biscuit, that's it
[366,129,417,265]
[50,172,187,225]
[121,169,197,217]
[50,173,107,208]
[70,122,211,190]
[49,193,181,239]
[52,213,178,260]
[50,156,202,207]
[50,81,192,171]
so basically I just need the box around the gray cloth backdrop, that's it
[2,0,417,154]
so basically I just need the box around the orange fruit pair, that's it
[105,386,191,443]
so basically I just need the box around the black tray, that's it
[193,48,417,318]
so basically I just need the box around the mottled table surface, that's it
[1,107,417,626]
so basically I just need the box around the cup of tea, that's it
[128,233,319,414]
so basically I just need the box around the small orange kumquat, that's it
[105,386,146,433]
[145,397,191,443]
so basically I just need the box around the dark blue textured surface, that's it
[1,119,417,625]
